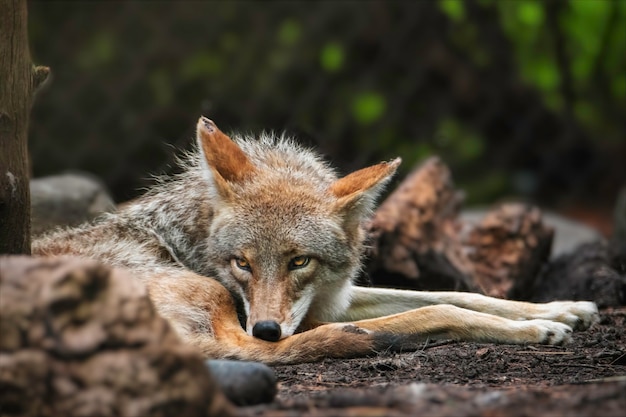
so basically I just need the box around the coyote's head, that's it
[195,117,400,341]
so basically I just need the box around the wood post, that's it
[0,0,49,254]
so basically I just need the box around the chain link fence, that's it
[27,1,625,218]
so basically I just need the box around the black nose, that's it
[252,320,282,342]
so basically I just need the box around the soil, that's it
[247,308,626,416]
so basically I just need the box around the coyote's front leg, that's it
[340,286,599,331]
[349,304,576,345]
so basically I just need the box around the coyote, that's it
[34,117,599,364]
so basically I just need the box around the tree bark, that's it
[0,0,49,254]
[464,204,554,299]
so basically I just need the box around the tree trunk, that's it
[0,0,48,254]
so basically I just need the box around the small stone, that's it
[205,359,277,406]
[475,347,490,358]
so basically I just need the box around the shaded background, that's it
[27,0,625,235]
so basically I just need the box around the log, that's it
[464,204,554,299]
[527,192,626,308]
[364,157,555,300]
[528,241,626,308]
[365,157,477,291]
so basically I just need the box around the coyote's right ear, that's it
[196,116,256,202]
[330,158,401,228]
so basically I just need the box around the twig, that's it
[582,375,626,384]
[551,363,604,370]
[609,352,626,366]
[421,339,457,350]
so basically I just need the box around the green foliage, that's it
[77,32,115,70]
[462,172,510,206]
[495,0,625,137]
[149,69,173,106]
[517,1,544,26]
[320,42,344,72]
[439,0,465,22]
[436,119,485,161]
[27,1,624,206]
[277,19,301,45]
[499,1,557,103]
[181,53,224,79]
[351,92,386,125]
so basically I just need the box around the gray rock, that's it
[205,359,277,406]
[30,173,115,236]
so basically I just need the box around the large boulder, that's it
[30,173,116,237]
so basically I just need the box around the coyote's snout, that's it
[33,116,599,364]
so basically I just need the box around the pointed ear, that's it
[196,116,256,201]
[330,158,401,221]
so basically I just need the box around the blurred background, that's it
[27,0,625,235]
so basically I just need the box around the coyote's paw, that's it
[536,301,599,331]
[518,319,573,345]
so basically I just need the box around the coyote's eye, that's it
[234,257,252,272]
[289,256,310,270]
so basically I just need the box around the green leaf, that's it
[180,53,223,79]
[461,173,509,205]
[517,1,544,27]
[524,58,560,92]
[77,32,115,69]
[414,142,434,162]
[351,92,386,125]
[439,0,465,22]
[458,134,484,159]
[149,70,172,106]
[320,42,344,72]
[436,118,484,160]
[613,76,626,99]
[277,19,301,46]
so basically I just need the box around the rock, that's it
[206,360,277,406]
[0,256,233,417]
[30,173,116,237]
[611,187,626,261]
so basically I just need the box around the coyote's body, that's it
[34,117,599,364]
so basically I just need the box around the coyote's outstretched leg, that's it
[340,286,599,331]
[349,304,575,346]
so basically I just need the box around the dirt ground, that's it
[246,308,626,416]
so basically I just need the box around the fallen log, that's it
[364,157,554,299]
[464,203,554,299]
[365,157,476,292]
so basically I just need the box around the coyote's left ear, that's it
[196,116,256,202]
[330,158,401,223]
